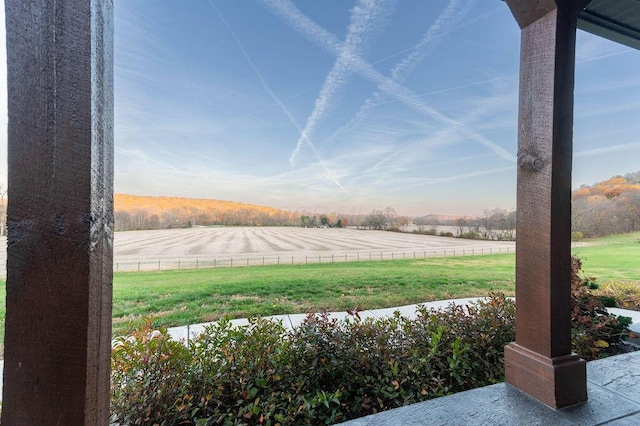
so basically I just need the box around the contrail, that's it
[321,0,475,151]
[290,0,397,166]
[575,141,640,157]
[403,165,516,189]
[259,0,515,163]
[208,1,351,195]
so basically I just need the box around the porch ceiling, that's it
[578,0,640,50]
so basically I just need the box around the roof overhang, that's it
[502,0,640,50]
[578,0,640,50]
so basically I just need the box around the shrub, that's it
[111,294,515,425]
[570,257,632,360]
[458,232,479,239]
[594,281,640,311]
[571,231,584,241]
[110,319,192,425]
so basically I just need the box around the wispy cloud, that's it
[290,0,397,166]
[208,0,351,195]
[575,141,640,158]
[320,0,477,151]
[259,0,515,163]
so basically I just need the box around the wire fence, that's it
[114,246,516,273]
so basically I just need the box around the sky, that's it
[0,1,639,217]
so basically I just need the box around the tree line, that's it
[414,208,516,241]
[571,172,640,237]
[105,170,640,238]
[114,194,301,231]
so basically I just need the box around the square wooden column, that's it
[2,0,114,424]
[504,0,591,409]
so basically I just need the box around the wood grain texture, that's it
[1,0,114,424]
[505,0,587,409]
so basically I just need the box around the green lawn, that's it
[0,232,638,345]
[572,232,640,281]
[111,255,516,335]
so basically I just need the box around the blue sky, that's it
[0,1,639,217]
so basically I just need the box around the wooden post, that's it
[2,0,114,424]
[504,0,591,409]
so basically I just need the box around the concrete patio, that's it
[340,350,640,426]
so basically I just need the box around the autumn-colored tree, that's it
[571,172,640,237]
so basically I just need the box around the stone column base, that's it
[505,342,587,409]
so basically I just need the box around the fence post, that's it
[158,261,161,270]
[138,261,140,272]
[231,258,233,268]
[345,253,347,261]
[332,254,334,263]
[178,260,181,269]
[292,256,294,265]
[263,257,265,266]
[278,256,280,265]
[247,257,249,267]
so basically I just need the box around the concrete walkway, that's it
[166,299,640,342]
[166,298,486,342]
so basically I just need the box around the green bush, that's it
[571,231,584,241]
[111,294,515,425]
[458,232,479,239]
[570,257,632,360]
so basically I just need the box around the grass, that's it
[111,255,516,335]
[0,232,638,345]
[572,232,640,281]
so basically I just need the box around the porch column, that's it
[2,1,114,424]
[504,0,591,409]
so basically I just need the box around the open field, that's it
[110,226,516,271]
[0,227,516,275]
